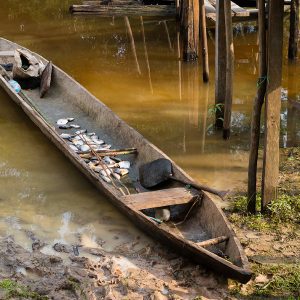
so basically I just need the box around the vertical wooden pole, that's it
[261,0,284,211]
[200,83,209,152]
[199,0,209,82]
[124,16,141,75]
[182,0,199,61]
[176,0,181,18]
[193,0,199,57]
[288,0,299,60]
[223,0,234,139]
[215,0,226,128]
[247,0,267,213]
[287,64,298,147]
[177,30,182,101]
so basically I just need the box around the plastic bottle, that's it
[8,80,21,93]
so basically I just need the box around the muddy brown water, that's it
[0,1,299,255]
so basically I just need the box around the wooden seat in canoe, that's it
[121,187,197,210]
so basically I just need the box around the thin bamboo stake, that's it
[199,0,209,82]
[200,83,209,153]
[247,0,267,213]
[140,16,153,94]
[163,21,174,52]
[177,30,182,101]
[124,16,141,75]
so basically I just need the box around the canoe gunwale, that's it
[0,37,252,283]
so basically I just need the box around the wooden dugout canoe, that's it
[0,38,252,283]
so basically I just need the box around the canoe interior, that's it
[0,38,251,282]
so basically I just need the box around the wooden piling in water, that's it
[223,0,234,140]
[247,0,267,213]
[199,0,209,82]
[288,0,299,60]
[181,0,199,61]
[261,0,284,211]
[215,0,226,128]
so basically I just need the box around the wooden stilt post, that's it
[199,0,209,82]
[182,0,199,61]
[288,0,299,60]
[261,0,284,211]
[287,64,298,147]
[215,0,226,128]
[223,0,234,139]
[124,16,141,75]
[247,0,267,213]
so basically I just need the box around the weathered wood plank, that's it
[121,187,195,210]
[70,4,176,16]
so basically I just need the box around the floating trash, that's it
[112,172,121,180]
[57,119,69,126]
[59,125,71,129]
[114,168,129,176]
[119,161,130,169]
[100,175,111,183]
[75,129,87,135]
[58,118,131,185]
[60,133,72,139]
[69,144,78,152]
[100,169,112,177]
[70,124,81,129]
[80,144,90,152]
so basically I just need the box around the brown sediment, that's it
[0,236,230,299]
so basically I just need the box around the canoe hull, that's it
[0,38,252,283]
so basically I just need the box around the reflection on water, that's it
[0,0,299,251]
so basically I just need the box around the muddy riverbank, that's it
[0,148,299,299]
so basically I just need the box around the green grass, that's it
[252,264,300,297]
[230,264,300,298]
[227,193,300,231]
[0,279,48,299]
